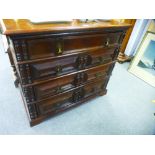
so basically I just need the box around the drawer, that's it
[19,47,117,85]
[22,63,112,102]
[37,77,107,115]
[63,32,121,52]
[14,32,121,61]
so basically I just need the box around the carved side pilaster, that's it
[21,40,29,60]
[25,64,32,84]
[13,40,29,61]
[27,103,38,120]
[23,86,35,103]
[18,64,32,85]
[14,40,22,61]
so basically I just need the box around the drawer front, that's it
[27,38,56,60]
[63,32,121,52]
[13,32,121,61]
[38,77,107,115]
[32,63,112,101]
[19,47,118,85]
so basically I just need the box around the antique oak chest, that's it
[0,19,130,126]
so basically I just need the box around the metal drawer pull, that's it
[95,72,105,78]
[56,86,63,93]
[56,42,63,55]
[55,65,62,75]
[105,38,110,47]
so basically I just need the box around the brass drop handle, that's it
[105,38,110,47]
[55,65,62,75]
[56,42,63,55]
[95,72,102,78]
[56,86,63,93]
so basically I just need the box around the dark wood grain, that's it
[1,19,130,126]
[25,63,112,102]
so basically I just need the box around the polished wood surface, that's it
[38,77,107,115]
[20,48,115,85]
[2,19,130,126]
[1,19,130,35]
[26,63,112,101]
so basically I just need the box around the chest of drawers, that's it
[0,19,130,126]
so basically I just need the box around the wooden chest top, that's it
[0,19,130,35]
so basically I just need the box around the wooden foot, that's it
[98,89,107,96]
